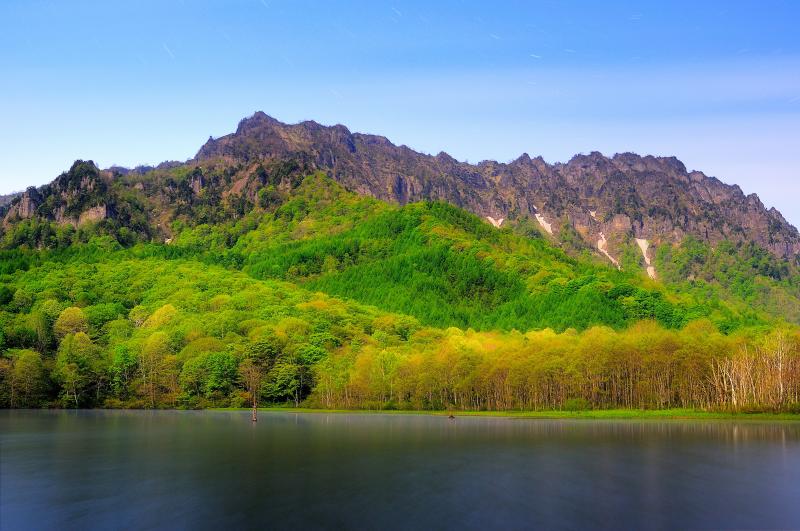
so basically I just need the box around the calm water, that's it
[1,411,799,530]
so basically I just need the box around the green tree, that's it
[139,332,171,408]
[180,356,207,397]
[263,361,301,405]
[111,345,138,400]
[54,307,89,339]
[9,349,46,408]
[202,351,238,398]
[54,333,102,407]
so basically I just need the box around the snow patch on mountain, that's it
[635,238,656,279]
[535,213,553,235]
[597,232,620,269]
[486,216,504,228]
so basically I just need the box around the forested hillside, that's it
[1,240,798,412]
[2,172,799,412]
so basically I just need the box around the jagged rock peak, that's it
[236,111,281,134]
[192,112,799,258]
[3,159,111,226]
[7,112,799,262]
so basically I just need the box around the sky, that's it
[1,0,799,225]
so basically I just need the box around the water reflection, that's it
[2,410,799,530]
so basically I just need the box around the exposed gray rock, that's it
[196,113,800,259]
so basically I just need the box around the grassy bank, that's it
[213,407,800,421]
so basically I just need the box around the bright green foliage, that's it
[6,349,47,407]
[655,237,800,324]
[54,332,106,407]
[1,173,799,411]
[262,361,302,404]
[179,350,239,400]
[111,345,137,399]
[184,351,238,399]
[220,176,714,331]
[53,307,88,339]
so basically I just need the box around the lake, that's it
[1,410,799,530]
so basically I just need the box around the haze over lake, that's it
[2,410,799,530]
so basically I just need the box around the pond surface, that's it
[2,410,799,530]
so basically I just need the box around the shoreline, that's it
[211,407,800,421]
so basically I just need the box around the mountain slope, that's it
[230,174,764,331]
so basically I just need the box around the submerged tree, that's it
[239,358,262,421]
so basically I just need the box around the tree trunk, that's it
[251,386,258,422]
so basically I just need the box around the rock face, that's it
[196,112,800,260]
[2,160,111,227]
[78,204,108,225]
[3,189,39,220]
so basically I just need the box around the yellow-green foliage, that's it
[1,174,799,411]
[1,254,798,411]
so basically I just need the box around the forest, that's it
[2,173,799,412]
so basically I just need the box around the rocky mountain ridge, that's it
[195,113,800,267]
[3,112,799,275]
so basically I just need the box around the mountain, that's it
[1,170,798,412]
[1,112,799,327]
[5,112,800,267]
[196,112,800,263]
[1,154,799,412]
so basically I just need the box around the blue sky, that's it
[2,0,799,225]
